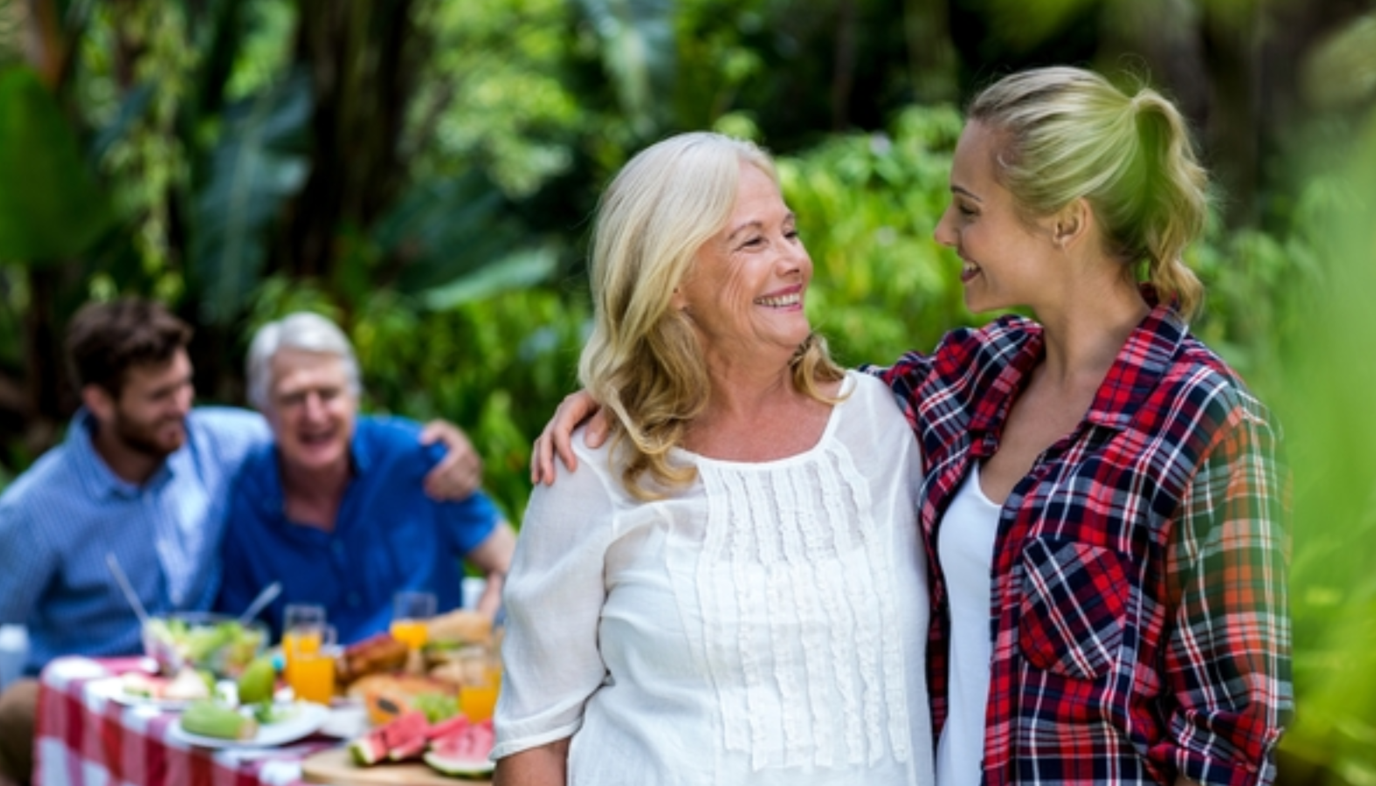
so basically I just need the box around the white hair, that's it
[245,312,362,411]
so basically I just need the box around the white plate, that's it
[85,675,198,711]
[317,701,369,739]
[168,702,330,749]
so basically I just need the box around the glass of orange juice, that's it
[285,623,336,705]
[390,591,436,648]
[456,644,502,722]
[281,604,326,684]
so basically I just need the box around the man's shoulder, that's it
[357,413,424,442]
[184,407,272,467]
[355,414,435,466]
[0,440,84,514]
[187,406,270,439]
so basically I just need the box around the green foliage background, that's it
[2,0,1375,781]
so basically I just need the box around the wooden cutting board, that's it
[299,746,492,785]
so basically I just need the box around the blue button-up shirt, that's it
[0,407,270,674]
[216,415,502,645]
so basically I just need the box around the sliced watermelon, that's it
[348,730,389,766]
[427,717,494,778]
[423,750,495,780]
[380,710,430,749]
[426,714,475,741]
[349,709,432,766]
[387,733,429,762]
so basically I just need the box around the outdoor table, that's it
[33,656,490,786]
[34,656,333,786]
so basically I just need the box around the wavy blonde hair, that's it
[579,132,844,499]
[969,66,1209,318]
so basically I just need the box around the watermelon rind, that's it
[387,734,428,762]
[423,750,495,779]
[348,733,387,766]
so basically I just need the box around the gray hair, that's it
[246,312,362,411]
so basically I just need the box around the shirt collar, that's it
[349,420,374,475]
[68,408,176,499]
[967,319,1046,442]
[1084,291,1186,429]
[967,287,1186,442]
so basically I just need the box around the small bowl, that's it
[142,612,269,678]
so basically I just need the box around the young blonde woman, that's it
[534,67,1291,785]
[493,133,935,786]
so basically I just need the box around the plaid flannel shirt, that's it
[870,297,1291,786]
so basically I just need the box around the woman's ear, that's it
[669,286,688,313]
[1049,198,1093,249]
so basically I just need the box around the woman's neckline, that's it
[670,370,855,470]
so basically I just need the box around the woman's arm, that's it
[492,450,614,771]
[493,738,570,786]
[1158,409,1292,785]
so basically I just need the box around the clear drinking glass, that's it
[390,591,436,649]
[456,643,502,722]
[282,603,327,685]
[285,623,337,705]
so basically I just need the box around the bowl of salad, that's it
[142,613,269,678]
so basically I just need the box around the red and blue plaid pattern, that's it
[870,296,1291,786]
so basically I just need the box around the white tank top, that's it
[935,466,1001,786]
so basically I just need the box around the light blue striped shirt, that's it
[0,407,270,675]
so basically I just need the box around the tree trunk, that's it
[22,268,64,450]
[281,0,420,289]
[831,0,857,131]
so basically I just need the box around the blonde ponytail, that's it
[1127,90,1206,317]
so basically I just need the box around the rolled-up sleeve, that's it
[491,450,617,760]
[1156,409,1292,786]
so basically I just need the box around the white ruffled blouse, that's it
[494,372,934,786]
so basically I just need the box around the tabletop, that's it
[35,656,336,786]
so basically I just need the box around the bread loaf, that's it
[425,609,492,644]
[337,633,409,685]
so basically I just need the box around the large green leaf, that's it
[419,245,559,311]
[189,71,311,324]
[90,83,154,165]
[0,67,112,263]
[372,171,557,303]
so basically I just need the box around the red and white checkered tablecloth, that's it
[34,657,339,786]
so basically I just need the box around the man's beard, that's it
[111,411,186,459]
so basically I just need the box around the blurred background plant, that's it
[2,0,1374,780]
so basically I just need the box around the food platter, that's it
[300,746,490,785]
[85,674,207,711]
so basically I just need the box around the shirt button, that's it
[331,541,345,558]
[347,592,361,608]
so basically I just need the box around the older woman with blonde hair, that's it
[491,132,935,786]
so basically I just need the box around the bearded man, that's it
[0,298,481,785]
